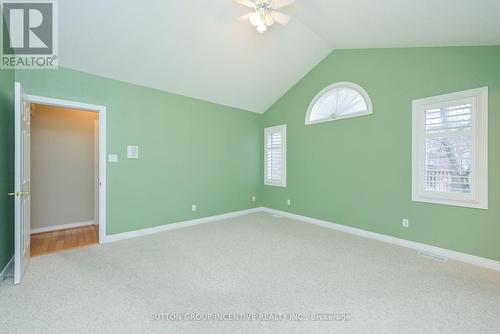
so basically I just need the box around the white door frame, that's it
[27,94,107,243]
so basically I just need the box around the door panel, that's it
[14,82,31,285]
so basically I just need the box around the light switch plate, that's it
[127,145,139,159]
[108,154,118,162]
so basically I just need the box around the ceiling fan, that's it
[236,0,295,34]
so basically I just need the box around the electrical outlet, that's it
[401,218,409,228]
[251,196,256,203]
[287,199,291,206]
[192,204,197,212]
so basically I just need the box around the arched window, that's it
[305,82,373,125]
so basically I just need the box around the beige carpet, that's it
[1,212,499,333]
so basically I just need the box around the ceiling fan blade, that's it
[272,11,291,25]
[272,0,295,9]
[234,0,256,8]
[238,13,251,21]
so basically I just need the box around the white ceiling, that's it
[59,0,500,113]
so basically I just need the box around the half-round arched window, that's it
[305,82,373,125]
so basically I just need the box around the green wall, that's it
[0,67,14,270]
[261,46,500,261]
[16,67,261,236]
[3,46,499,266]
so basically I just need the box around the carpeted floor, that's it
[1,212,499,333]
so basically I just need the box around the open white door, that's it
[13,82,31,285]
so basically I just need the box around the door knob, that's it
[7,192,29,197]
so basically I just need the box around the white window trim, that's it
[264,124,287,187]
[305,82,373,125]
[412,87,488,209]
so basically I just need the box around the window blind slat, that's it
[424,104,473,194]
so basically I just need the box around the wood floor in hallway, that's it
[30,225,99,257]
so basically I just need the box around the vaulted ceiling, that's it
[59,0,500,113]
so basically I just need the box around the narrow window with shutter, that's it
[264,124,286,187]
[412,88,488,209]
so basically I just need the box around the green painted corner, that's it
[261,46,500,261]
[0,67,15,270]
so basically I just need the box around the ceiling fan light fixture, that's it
[236,0,294,34]
[264,13,275,26]
[249,12,262,26]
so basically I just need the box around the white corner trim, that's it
[261,208,500,272]
[30,220,96,234]
[102,208,264,243]
[0,256,14,280]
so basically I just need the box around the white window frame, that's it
[264,124,287,187]
[412,87,488,209]
[305,82,373,125]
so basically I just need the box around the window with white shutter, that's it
[264,124,286,187]
[412,88,488,209]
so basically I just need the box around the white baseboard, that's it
[98,206,499,272]
[261,208,500,272]
[102,208,263,243]
[31,220,96,234]
[0,256,14,280]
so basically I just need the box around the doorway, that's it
[27,94,107,244]
[30,104,99,256]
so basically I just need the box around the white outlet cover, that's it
[192,205,197,212]
[127,145,139,159]
[251,196,256,202]
[108,154,118,162]
[287,199,291,206]
[402,219,410,228]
